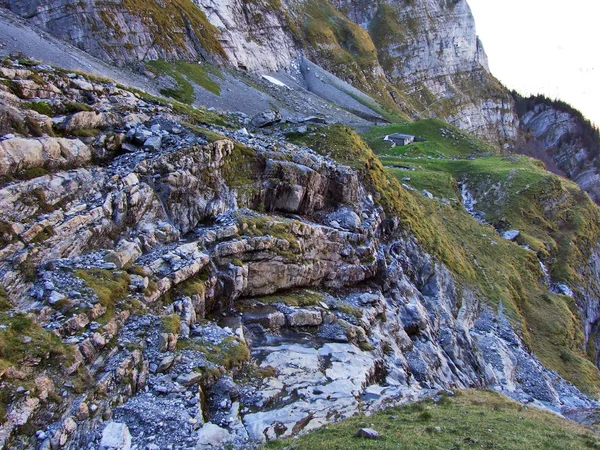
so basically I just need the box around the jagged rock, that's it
[326,208,361,231]
[100,422,132,450]
[250,110,282,128]
[502,230,520,241]
[143,135,162,151]
[0,396,40,448]
[59,111,117,132]
[104,240,142,269]
[176,372,203,387]
[156,355,176,373]
[159,333,178,353]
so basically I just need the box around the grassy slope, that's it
[264,390,600,450]
[146,60,222,104]
[288,120,600,395]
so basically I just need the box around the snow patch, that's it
[262,75,289,89]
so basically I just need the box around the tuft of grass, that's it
[0,287,10,312]
[264,390,600,450]
[161,314,181,335]
[16,167,49,181]
[0,313,72,374]
[22,101,53,116]
[335,301,363,319]
[63,102,94,113]
[75,269,130,319]
[246,289,324,308]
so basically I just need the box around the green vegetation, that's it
[146,60,221,104]
[222,142,264,189]
[16,167,49,181]
[0,287,10,312]
[362,118,496,156]
[264,390,600,450]
[31,225,55,244]
[179,336,250,370]
[75,269,130,319]
[63,102,94,113]
[0,221,17,249]
[161,314,181,335]
[335,301,363,319]
[238,215,303,260]
[0,313,72,417]
[22,101,53,116]
[244,289,324,308]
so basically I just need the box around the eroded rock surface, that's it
[0,59,597,450]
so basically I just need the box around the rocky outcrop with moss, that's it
[0,58,599,449]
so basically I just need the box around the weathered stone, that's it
[159,333,177,353]
[176,372,203,387]
[250,110,282,128]
[355,428,379,439]
[195,423,234,449]
[100,422,131,450]
[243,310,286,330]
[287,309,322,327]
[156,355,175,373]
[143,135,162,151]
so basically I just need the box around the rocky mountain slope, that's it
[0,56,599,449]
[0,0,600,449]
[0,0,518,145]
[513,93,600,204]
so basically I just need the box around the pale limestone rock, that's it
[195,423,234,449]
[100,422,131,450]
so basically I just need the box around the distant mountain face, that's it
[513,94,600,203]
[0,0,518,144]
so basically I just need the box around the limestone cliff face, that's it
[0,0,519,145]
[0,0,227,66]
[329,0,518,144]
[193,0,298,72]
[518,101,600,203]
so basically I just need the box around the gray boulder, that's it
[100,422,131,450]
[250,110,282,128]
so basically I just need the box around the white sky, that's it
[467,0,600,126]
